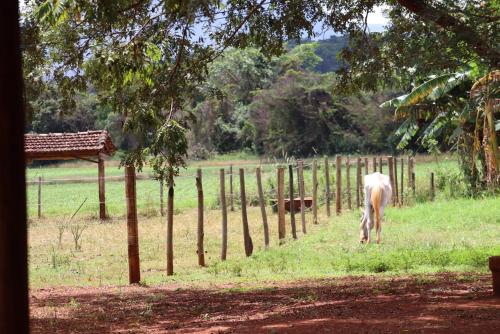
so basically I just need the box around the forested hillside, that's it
[25,37,399,157]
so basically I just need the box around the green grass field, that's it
[26,154,459,218]
[29,194,500,288]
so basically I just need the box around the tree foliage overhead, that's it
[23,0,499,177]
[25,0,323,178]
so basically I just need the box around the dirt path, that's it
[30,273,500,334]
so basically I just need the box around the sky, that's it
[367,6,390,25]
[19,1,390,42]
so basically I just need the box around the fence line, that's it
[29,156,448,278]
[28,156,435,223]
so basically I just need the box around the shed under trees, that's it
[25,130,116,219]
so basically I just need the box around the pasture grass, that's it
[29,195,500,288]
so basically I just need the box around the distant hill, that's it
[288,35,349,73]
[314,35,348,73]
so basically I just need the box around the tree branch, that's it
[396,0,499,67]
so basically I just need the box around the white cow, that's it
[360,172,392,244]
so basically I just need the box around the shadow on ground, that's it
[30,273,500,333]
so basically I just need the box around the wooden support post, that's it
[37,176,42,219]
[298,160,307,234]
[196,169,205,267]
[356,157,361,208]
[159,181,164,216]
[98,156,106,220]
[229,164,234,211]
[240,169,253,256]
[277,167,286,242]
[364,157,369,175]
[400,158,404,205]
[388,156,396,206]
[288,164,297,239]
[219,169,228,260]
[336,155,342,215]
[373,157,377,173]
[312,160,318,224]
[324,157,331,217]
[430,172,435,201]
[256,167,270,247]
[346,157,352,210]
[379,157,383,173]
[166,173,174,276]
[0,3,29,331]
[125,166,140,284]
[394,157,399,205]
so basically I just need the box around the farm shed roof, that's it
[25,130,116,160]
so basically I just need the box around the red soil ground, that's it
[30,273,500,334]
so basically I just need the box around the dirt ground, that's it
[30,273,500,334]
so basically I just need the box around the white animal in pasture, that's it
[360,172,392,244]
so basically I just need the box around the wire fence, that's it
[26,156,440,221]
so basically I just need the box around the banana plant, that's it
[470,70,500,186]
[380,70,472,151]
[381,68,500,188]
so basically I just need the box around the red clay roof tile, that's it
[25,130,116,160]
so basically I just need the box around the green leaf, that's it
[379,94,408,108]
[427,72,470,101]
[145,43,162,62]
[400,72,468,107]
[394,118,419,150]
[380,71,471,110]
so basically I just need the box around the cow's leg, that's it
[359,213,367,243]
[364,186,372,243]
[376,206,385,244]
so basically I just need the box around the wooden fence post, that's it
[298,160,307,234]
[394,157,399,205]
[346,157,352,210]
[277,166,286,242]
[196,169,205,267]
[98,155,106,220]
[364,157,369,175]
[430,172,435,201]
[356,157,361,208]
[336,155,342,215]
[229,164,234,211]
[407,156,412,188]
[37,176,42,219]
[312,160,318,224]
[412,172,416,197]
[256,167,270,247]
[400,158,404,206]
[159,181,164,216]
[379,157,383,173]
[219,169,228,260]
[166,172,174,276]
[240,169,253,256]
[324,157,331,217]
[373,157,377,173]
[288,164,297,239]
[387,156,396,206]
[125,166,140,283]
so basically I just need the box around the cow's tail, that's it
[371,185,382,232]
